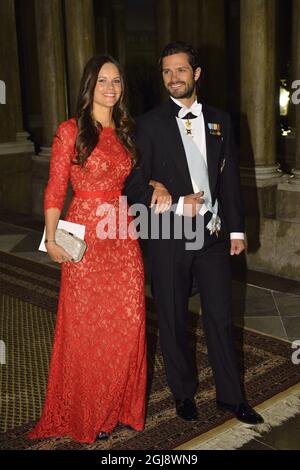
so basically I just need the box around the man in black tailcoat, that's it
[125,42,263,425]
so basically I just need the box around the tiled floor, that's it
[0,209,299,450]
[239,414,300,450]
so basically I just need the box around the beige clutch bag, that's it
[55,228,87,262]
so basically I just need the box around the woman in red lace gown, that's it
[28,55,170,444]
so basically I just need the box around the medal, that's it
[184,118,193,136]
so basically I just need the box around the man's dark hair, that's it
[158,41,201,72]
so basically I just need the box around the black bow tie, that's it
[181,112,198,120]
[169,100,198,120]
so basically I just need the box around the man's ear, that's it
[194,67,201,82]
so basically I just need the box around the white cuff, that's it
[230,232,245,240]
[199,203,208,216]
[175,196,185,216]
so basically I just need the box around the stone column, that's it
[291,0,300,183]
[0,0,16,142]
[276,0,300,223]
[239,1,300,281]
[240,0,280,218]
[34,0,67,152]
[155,0,176,58]
[197,0,227,108]
[176,0,199,46]
[169,0,227,108]
[155,0,177,101]
[228,0,241,114]
[32,0,68,217]
[111,0,126,65]
[0,0,31,143]
[16,0,42,145]
[0,0,34,214]
[64,0,96,116]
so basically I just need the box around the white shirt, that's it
[171,96,244,240]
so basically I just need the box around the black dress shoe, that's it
[95,431,110,441]
[175,398,198,421]
[216,401,264,425]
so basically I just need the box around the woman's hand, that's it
[46,242,73,263]
[149,180,172,214]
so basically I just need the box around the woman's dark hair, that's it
[74,54,137,167]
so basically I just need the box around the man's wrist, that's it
[175,196,185,216]
[230,232,245,240]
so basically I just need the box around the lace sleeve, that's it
[44,120,76,212]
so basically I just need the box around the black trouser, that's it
[151,237,244,404]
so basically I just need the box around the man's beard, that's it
[166,81,196,99]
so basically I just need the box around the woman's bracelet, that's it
[45,239,56,244]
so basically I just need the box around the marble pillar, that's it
[0,0,29,142]
[240,0,280,218]
[291,0,300,183]
[240,0,277,168]
[64,0,96,116]
[32,0,68,217]
[155,0,176,58]
[0,0,34,214]
[34,0,67,152]
[16,0,42,145]
[111,0,126,65]
[227,0,241,114]
[176,0,199,46]
[155,0,177,100]
[155,0,227,107]
[240,1,300,281]
[277,0,300,223]
[197,0,227,108]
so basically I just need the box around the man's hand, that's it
[230,239,246,256]
[149,180,172,214]
[183,192,204,217]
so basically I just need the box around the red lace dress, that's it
[28,119,147,443]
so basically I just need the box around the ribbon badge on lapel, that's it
[208,122,221,136]
[220,157,226,173]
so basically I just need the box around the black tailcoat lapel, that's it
[159,101,194,193]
